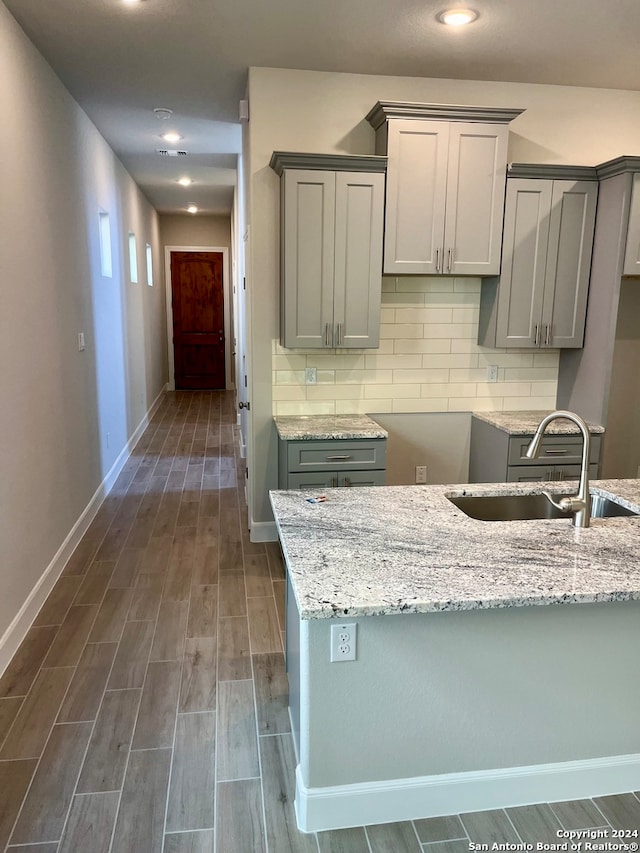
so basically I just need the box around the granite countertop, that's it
[473,410,605,435]
[274,414,388,441]
[269,479,640,620]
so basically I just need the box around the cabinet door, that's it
[281,170,335,348]
[494,179,552,347]
[623,173,640,275]
[445,123,508,276]
[333,172,384,348]
[287,471,338,490]
[338,470,386,487]
[541,180,597,348]
[383,120,449,274]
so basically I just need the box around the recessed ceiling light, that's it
[162,132,182,144]
[153,107,173,121]
[438,8,478,25]
[178,177,192,187]
[187,205,198,215]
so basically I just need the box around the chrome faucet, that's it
[525,410,591,528]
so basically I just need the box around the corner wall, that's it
[0,3,168,655]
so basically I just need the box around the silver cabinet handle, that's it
[534,324,540,346]
[544,449,568,455]
[545,323,551,346]
[336,323,343,347]
[447,247,453,273]
[326,455,352,461]
[331,476,338,488]
[324,322,333,347]
[435,248,440,273]
[344,477,352,488]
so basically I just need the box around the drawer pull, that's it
[344,477,352,487]
[544,449,568,455]
[326,454,351,461]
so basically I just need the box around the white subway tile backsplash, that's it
[270,275,561,416]
[395,307,453,324]
[393,338,452,354]
[336,399,394,414]
[394,368,451,384]
[380,323,424,339]
[365,354,422,369]
[364,383,421,399]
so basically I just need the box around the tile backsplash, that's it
[272,276,558,416]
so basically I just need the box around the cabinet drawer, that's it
[506,463,599,483]
[507,434,601,467]
[286,440,387,472]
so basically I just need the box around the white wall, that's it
[246,67,640,530]
[0,3,167,652]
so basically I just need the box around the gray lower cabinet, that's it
[278,438,387,489]
[469,417,601,484]
[270,152,386,349]
[479,166,598,348]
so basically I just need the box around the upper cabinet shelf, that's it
[366,101,524,276]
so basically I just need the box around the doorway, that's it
[164,246,232,390]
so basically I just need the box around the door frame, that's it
[164,245,232,391]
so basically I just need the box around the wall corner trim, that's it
[294,753,640,833]
[0,384,169,677]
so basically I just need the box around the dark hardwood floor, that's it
[0,391,638,851]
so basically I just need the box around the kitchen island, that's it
[270,480,640,832]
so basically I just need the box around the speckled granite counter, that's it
[274,414,387,441]
[473,410,605,435]
[269,479,640,619]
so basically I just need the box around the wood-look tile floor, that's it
[1,390,639,852]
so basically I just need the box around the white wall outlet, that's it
[415,465,427,484]
[330,622,357,662]
[486,364,499,383]
[78,332,86,351]
[305,367,317,385]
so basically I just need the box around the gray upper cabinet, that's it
[270,152,386,349]
[623,172,640,275]
[479,165,598,349]
[366,102,524,276]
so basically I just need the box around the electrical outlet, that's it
[486,364,499,383]
[330,622,357,662]
[305,367,317,385]
[415,465,427,484]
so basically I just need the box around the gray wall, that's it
[0,4,167,645]
[370,413,471,485]
[159,214,231,250]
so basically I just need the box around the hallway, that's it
[0,390,638,852]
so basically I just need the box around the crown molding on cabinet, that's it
[365,101,525,130]
[507,163,598,181]
[269,151,387,176]
[596,156,640,180]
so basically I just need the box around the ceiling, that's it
[5,0,640,216]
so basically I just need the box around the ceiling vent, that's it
[156,149,189,157]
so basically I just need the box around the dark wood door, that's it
[171,251,225,389]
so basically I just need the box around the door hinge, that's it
[245,468,249,479]
[243,276,246,290]
[244,374,247,388]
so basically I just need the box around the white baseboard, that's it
[295,753,640,833]
[0,385,168,676]
[249,519,278,543]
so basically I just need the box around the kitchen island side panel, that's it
[300,600,640,789]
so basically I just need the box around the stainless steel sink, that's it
[448,492,638,522]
